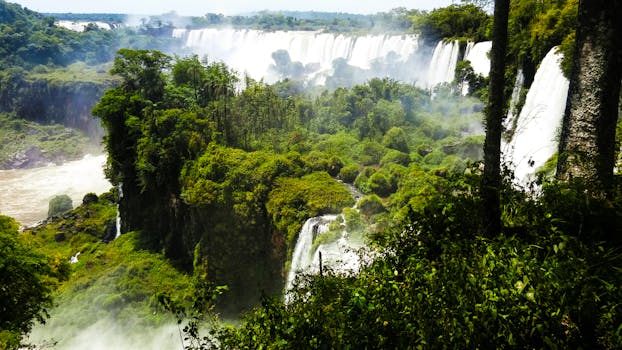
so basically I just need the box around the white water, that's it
[0,154,111,227]
[173,28,455,86]
[56,20,115,32]
[285,181,367,297]
[311,230,365,274]
[286,215,337,291]
[461,40,492,95]
[115,207,122,238]
[285,212,367,297]
[115,184,123,238]
[504,47,569,183]
[69,252,81,264]
[464,41,492,76]
[425,40,460,88]
[504,69,525,132]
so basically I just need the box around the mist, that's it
[28,318,183,350]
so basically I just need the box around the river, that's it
[0,154,111,227]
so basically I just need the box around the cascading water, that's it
[173,28,432,85]
[464,41,492,76]
[56,20,114,32]
[461,40,492,95]
[115,184,123,238]
[286,215,337,292]
[424,40,461,88]
[504,47,569,183]
[504,69,525,132]
[285,182,366,297]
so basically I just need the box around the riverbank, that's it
[0,154,111,227]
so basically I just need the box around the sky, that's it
[9,0,457,16]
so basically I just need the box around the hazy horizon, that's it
[9,0,456,16]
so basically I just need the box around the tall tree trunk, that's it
[482,0,510,237]
[556,0,622,196]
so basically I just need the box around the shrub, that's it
[326,156,344,177]
[357,194,386,218]
[380,149,410,166]
[368,172,394,197]
[48,194,73,217]
[343,207,364,233]
[354,167,376,194]
[382,126,410,153]
[82,192,99,205]
[339,164,359,183]
[356,141,386,166]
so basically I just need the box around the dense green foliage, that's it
[93,46,485,314]
[508,0,577,78]
[410,4,491,44]
[0,215,58,350]
[213,175,622,349]
[5,1,611,347]
[18,193,197,349]
[133,8,417,34]
[0,0,191,167]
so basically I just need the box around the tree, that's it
[556,0,622,196]
[481,0,510,237]
[110,49,170,102]
[0,215,54,350]
[410,4,490,44]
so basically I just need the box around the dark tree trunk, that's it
[482,0,510,237]
[556,0,622,196]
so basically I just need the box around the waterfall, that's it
[424,40,460,88]
[173,28,425,85]
[115,184,123,238]
[115,209,121,238]
[69,251,81,264]
[460,40,492,95]
[285,211,366,295]
[503,69,525,132]
[285,215,336,292]
[464,41,492,76]
[56,20,113,32]
[463,41,474,61]
[285,181,366,297]
[504,47,569,183]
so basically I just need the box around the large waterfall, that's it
[464,41,492,76]
[461,40,492,94]
[504,47,569,183]
[173,28,466,87]
[425,40,460,88]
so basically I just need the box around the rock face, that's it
[0,76,111,139]
[556,0,622,193]
[5,146,47,169]
[3,145,78,169]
